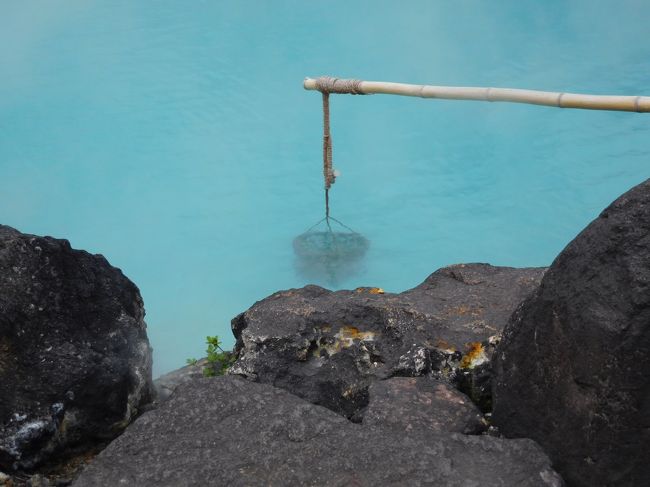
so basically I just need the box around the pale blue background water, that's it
[1,0,649,376]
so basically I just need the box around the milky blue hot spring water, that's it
[1,1,649,376]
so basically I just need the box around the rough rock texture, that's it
[230,264,545,418]
[492,179,650,487]
[153,360,207,404]
[363,377,487,434]
[0,225,153,471]
[73,376,563,487]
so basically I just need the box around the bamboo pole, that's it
[303,77,650,113]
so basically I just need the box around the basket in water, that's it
[293,216,369,285]
[293,231,369,261]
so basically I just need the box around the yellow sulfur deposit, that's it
[460,342,488,369]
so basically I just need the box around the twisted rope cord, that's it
[322,92,334,191]
[322,92,333,224]
[314,77,366,221]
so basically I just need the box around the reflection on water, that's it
[293,218,370,286]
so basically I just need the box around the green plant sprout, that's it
[186,335,235,377]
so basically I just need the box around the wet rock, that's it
[0,225,153,471]
[492,179,650,487]
[363,377,487,434]
[73,376,563,487]
[229,264,544,417]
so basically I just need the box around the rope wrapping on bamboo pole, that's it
[315,76,365,95]
[304,77,650,112]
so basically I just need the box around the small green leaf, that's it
[193,334,235,377]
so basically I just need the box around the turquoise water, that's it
[1,1,649,376]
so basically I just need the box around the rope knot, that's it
[315,76,365,95]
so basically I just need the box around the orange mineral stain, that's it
[355,287,385,294]
[460,342,488,369]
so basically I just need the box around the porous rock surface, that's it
[153,359,207,404]
[0,225,153,471]
[229,263,545,418]
[73,376,563,487]
[363,376,487,434]
[492,178,650,487]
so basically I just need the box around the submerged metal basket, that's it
[293,217,369,285]
[293,230,369,260]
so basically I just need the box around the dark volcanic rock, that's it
[230,263,544,418]
[153,360,207,404]
[0,225,153,471]
[73,376,563,487]
[363,377,487,434]
[492,179,650,487]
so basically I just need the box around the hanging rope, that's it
[292,76,371,276]
[322,92,333,191]
[314,77,366,223]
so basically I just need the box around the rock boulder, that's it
[492,179,650,487]
[0,225,153,471]
[73,376,563,487]
[363,377,487,434]
[230,264,545,418]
